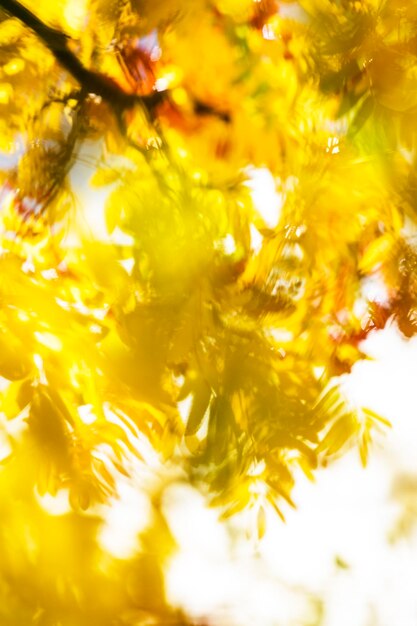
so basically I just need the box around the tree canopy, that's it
[0,0,415,624]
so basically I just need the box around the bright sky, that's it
[163,326,417,626]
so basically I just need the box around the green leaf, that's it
[348,95,374,137]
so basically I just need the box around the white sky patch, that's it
[245,167,284,229]
[0,133,25,169]
[361,274,390,305]
[67,142,135,246]
[221,234,237,255]
[167,552,239,619]
[98,481,152,559]
[164,483,316,625]
[326,136,340,154]
[34,331,63,352]
[353,296,368,320]
[344,325,417,472]
[41,268,59,280]
[118,257,135,274]
[177,395,193,427]
[262,24,276,40]
[111,227,135,247]
[164,485,230,615]
[0,430,12,463]
[164,484,229,558]
[278,2,309,23]
[269,327,294,343]
[215,234,237,256]
[37,489,72,517]
[67,148,139,250]
[33,353,48,385]
[155,78,168,91]
[250,223,263,254]
[78,404,97,425]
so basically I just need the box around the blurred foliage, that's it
[0,0,414,623]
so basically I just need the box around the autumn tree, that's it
[0,0,415,623]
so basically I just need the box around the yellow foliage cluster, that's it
[0,0,415,623]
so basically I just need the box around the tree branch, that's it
[0,0,165,113]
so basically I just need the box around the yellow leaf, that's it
[90,168,121,188]
[257,504,267,540]
[359,234,395,274]
[0,329,33,381]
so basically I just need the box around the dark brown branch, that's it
[0,0,165,113]
[194,100,231,124]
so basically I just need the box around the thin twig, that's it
[0,0,165,115]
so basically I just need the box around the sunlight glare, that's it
[98,481,152,559]
[37,489,72,516]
